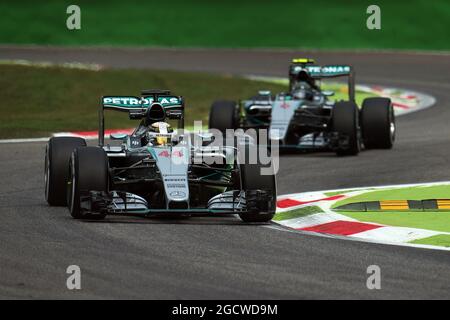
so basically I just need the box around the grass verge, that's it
[0,64,285,138]
[339,211,450,233]
[333,185,450,208]
[0,0,449,51]
[0,64,376,139]
[410,234,450,248]
[333,184,450,233]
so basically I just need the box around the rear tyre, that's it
[45,137,86,206]
[361,97,395,149]
[209,100,239,135]
[237,144,277,223]
[67,147,108,220]
[332,101,360,156]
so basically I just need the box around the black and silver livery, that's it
[209,58,396,155]
[45,89,276,222]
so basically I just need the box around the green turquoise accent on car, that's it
[305,65,351,76]
[147,147,157,158]
[102,96,182,109]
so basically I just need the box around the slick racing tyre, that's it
[361,97,395,149]
[237,144,277,223]
[332,101,360,156]
[209,100,239,135]
[67,146,108,220]
[45,137,86,206]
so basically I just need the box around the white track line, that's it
[0,137,51,144]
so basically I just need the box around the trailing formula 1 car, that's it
[209,58,396,155]
[45,89,276,222]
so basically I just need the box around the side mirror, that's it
[110,133,128,140]
[258,90,271,96]
[322,91,335,97]
[198,132,214,142]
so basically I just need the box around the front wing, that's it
[79,189,275,217]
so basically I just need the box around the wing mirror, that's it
[110,133,128,140]
[322,91,335,97]
[258,90,271,96]
[198,132,214,142]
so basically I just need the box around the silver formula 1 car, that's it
[45,89,276,222]
[209,58,396,156]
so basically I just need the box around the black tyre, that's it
[332,101,360,156]
[67,146,108,220]
[361,97,395,149]
[45,137,86,206]
[209,100,239,135]
[237,144,277,223]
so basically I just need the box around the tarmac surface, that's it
[0,46,449,298]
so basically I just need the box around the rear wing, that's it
[289,60,355,102]
[102,96,183,110]
[98,89,184,146]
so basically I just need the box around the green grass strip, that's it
[332,185,450,208]
[274,205,324,221]
[0,64,285,138]
[1,0,449,51]
[410,234,450,248]
[339,211,450,233]
[0,64,377,139]
[332,184,450,233]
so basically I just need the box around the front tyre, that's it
[332,101,360,156]
[45,137,86,206]
[238,144,277,223]
[67,146,108,220]
[209,100,239,135]
[361,97,395,149]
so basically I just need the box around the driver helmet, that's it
[149,122,173,146]
[292,83,313,100]
[292,70,315,100]
[296,70,312,82]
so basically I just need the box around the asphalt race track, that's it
[0,46,449,299]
